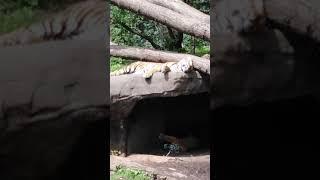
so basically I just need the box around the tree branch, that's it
[111,0,210,41]
[146,0,210,23]
[116,21,162,49]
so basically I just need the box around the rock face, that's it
[213,1,320,179]
[211,0,320,109]
[110,71,209,155]
[0,40,108,179]
[110,71,208,118]
[126,93,210,154]
[110,154,210,180]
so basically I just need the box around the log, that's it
[146,0,210,23]
[111,0,210,41]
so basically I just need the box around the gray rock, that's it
[211,0,320,110]
[110,71,209,155]
[0,39,108,179]
[110,71,208,119]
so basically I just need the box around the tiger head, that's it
[178,57,193,72]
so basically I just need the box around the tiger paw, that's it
[142,72,153,79]
[161,65,171,73]
[179,57,193,72]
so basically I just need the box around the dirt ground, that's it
[110,150,210,180]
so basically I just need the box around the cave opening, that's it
[213,94,320,179]
[126,93,210,156]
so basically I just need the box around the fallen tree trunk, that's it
[146,0,210,23]
[110,45,210,74]
[111,0,210,41]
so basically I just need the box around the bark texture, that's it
[111,0,210,41]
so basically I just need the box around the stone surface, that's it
[110,71,209,154]
[125,93,210,155]
[110,153,210,180]
[0,39,108,179]
[110,71,208,119]
[211,0,320,109]
[111,71,208,102]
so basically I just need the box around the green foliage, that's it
[0,0,39,13]
[0,0,76,13]
[111,165,151,180]
[110,57,132,72]
[0,7,40,34]
[0,0,71,34]
[111,1,210,51]
[111,1,210,69]
[181,35,210,56]
[111,5,158,48]
[185,0,210,13]
[196,45,210,56]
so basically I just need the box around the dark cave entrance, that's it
[126,93,210,155]
[213,94,320,179]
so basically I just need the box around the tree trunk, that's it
[146,0,210,23]
[111,0,210,41]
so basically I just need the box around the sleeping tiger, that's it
[110,57,194,79]
[0,0,105,47]
[158,133,200,152]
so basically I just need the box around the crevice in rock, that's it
[125,92,210,155]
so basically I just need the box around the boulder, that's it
[211,0,320,109]
[0,40,108,179]
[110,71,209,155]
[110,71,208,118]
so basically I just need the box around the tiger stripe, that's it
[0,0,106,47]
[110,58,193,79]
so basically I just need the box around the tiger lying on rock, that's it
[110,57,194,79]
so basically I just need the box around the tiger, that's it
[158,133,200,153]
[201,53,210,59]
[0,0,106,47]
[110,57,194,79]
